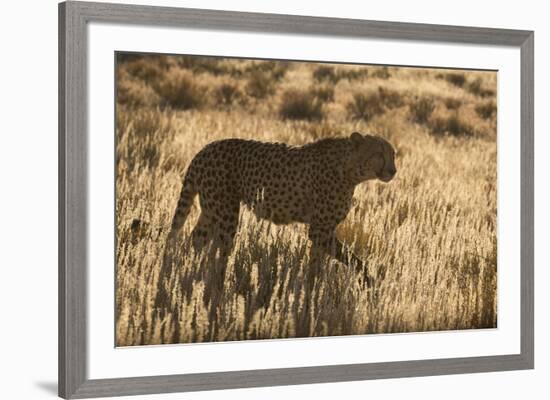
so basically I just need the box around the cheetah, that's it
[166,131,395,274]
[154,131,396,338]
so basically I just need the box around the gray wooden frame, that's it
[59,1,534,398]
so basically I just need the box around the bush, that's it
[176,55,227,75]
[467,77,496,97]
[347,92,384,122]
[310,85,335,102]
[430,113,474,137]
[372,66,391,79]
[269,64,288,81]
[444,72,466,87]
[444,97,462,110]
[124,58,164,83]
[339,69,369,81]
[153,70,206,110]
[409,97,435,124]
[314,66,369,83]
[116,75,160,108]
[215,83,243,107]
[279,89,324,120]
[313,66,339,84]
[377,86,404,109]
[117,53,144,64]
[246,70,275,99]
[249,61,289,81]
[227,66,245,79]
[475,101,497,119]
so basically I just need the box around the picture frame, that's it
[59,1,534,398]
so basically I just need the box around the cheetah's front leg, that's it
[308,224,372,287]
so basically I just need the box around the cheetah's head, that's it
[348,132,397,183]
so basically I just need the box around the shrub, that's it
[227,67,244,78]
[116,75,160,108]
[313,66,339,84]
[467,77,496,97]
[215,83,243,107]
[153,70,205,110]
[409,97,435,124]
[377,86,404,109]
[372,66,391,79]
[347,92,384,122]
[475,101,497,119]
[444,97,462,110]
[314,66,369,83]
[339,69,369,81]
[444,72,466,87]
[467,78,483,96]
[246,70,275,99]
[251,61,289,81]
[430,113,474,137]
[154,56,177,70]
[346,86,405,122]
[270,64,288,81]
[279,89,324,120]
[244,61,289,83]
[117,53,144,64]
[176,55,227,75]
[124,58,164,83]
[310,85,335,102]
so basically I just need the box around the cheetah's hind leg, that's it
[190,197,240,340]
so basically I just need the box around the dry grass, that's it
[279,88,325,121]
[115,55,497,346]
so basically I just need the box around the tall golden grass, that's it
[115,54,497,346]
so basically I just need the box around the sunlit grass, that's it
[115,55,497,346]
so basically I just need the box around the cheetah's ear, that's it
[350,132,364,147]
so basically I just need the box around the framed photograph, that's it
[59,1,534,398]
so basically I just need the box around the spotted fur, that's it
[169,131,396,270]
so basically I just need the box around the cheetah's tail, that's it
[167,173,197,240]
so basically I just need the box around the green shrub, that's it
[279,89,324,120]
[409,97,435,124]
